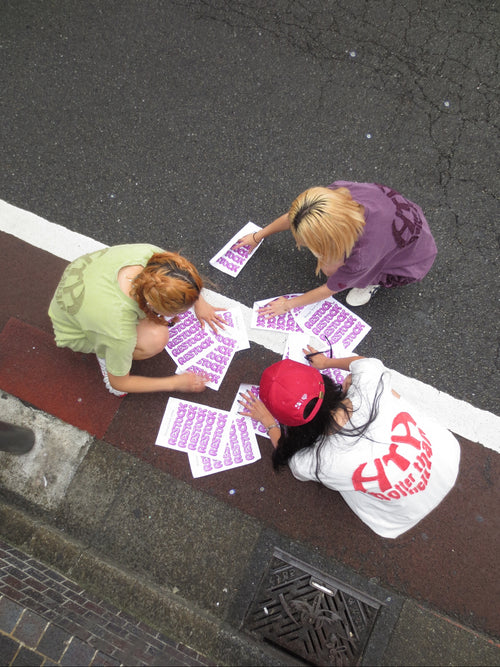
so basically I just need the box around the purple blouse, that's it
[325,182,437,291]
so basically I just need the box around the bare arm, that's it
[233,212,291,249]
[108,370,208,394]
[305,351,399,397]
[259,283,336,318]
[304,346,364,371]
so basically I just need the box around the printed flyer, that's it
[156,397,261,478]
[294,297,371,353]
[251,295,305,333]
[209,221,263,277]
[165,307,247,390]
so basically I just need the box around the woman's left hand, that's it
[239,390,281,447]
[238,390,273,424]
[194,297,226,334]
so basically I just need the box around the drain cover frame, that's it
[243,548,383,666]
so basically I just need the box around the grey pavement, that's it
[1,0,499,414]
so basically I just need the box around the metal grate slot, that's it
[243,550,382,666]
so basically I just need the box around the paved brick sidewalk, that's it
[0,540,212,666]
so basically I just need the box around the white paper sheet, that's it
[251,295,305,333]
[209,221,263,277]
[219,307,249,351]
[293,297,371,353]
[155,397,261,478]
[283,332,350,385]
[165,307,243,390]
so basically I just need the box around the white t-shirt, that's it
[289,358,460,538]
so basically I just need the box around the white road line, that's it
[1,198,499,454]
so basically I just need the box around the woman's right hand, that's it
[233,213,289,250]
[174,371,209,393]
[303,345,331,370]
[258,296,291,318]
[232,232,259,250]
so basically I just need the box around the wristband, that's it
[265,422,280,434]
[252,231,260,244]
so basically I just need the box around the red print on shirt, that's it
[351,411,434,500]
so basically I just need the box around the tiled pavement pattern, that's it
[0,540,212,667]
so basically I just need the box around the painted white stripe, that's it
[1,197,499,453]
[0,199,106,260]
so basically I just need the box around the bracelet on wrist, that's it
[252,231,261,244]
[265,422,280,434]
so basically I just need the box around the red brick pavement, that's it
[0,540,212,666]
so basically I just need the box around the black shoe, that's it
[0,421,35,454]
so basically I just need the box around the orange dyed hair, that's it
[131,251,202,325]
[289,186,365,273]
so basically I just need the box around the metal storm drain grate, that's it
[243,549,382,666]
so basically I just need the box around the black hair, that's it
[147,257,201,293]
[289,193,329,231]
[272,373,385,480]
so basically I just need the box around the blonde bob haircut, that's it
[289,186,366,273]
[131,251,202,326]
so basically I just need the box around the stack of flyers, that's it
[155,397,261,478]
[209,221,263,277]
[294,298,370,353]
[252,294,370,353]
[165,306,248,390]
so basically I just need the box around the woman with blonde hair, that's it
[235,181,437,310]
[49,244,225,396]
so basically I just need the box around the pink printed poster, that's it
[210,221,263,277]
[294,297,371,353]
[165,307,246,390]
[188,413,261,478]
[156,398,231,458]
[165,308,216,367]
[155,398,261,478]
[177,333,238,390]
[251,295,305,333]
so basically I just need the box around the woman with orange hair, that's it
[49,244,225,396]
[235,181,437,310]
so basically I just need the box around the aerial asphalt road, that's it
[1,0,499,415]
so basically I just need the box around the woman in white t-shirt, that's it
[239,352,460,538]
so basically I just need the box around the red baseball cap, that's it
[259,359,325,426]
